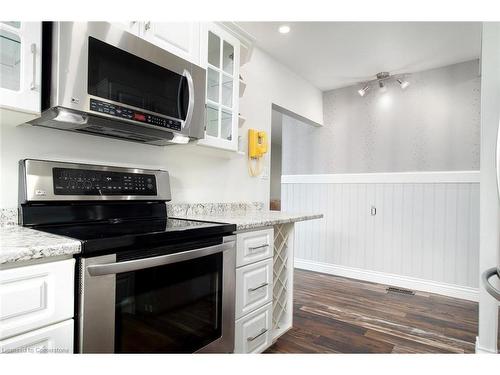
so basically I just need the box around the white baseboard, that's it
[475,337,498,354]
[294,258,479,302]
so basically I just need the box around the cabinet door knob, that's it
[145,21,151,31]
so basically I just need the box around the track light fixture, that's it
[357,72,410,97]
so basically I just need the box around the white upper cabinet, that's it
[0,22,41,114]
[109,21,141,35]
[198,23,240,151]
[142,22,201,66]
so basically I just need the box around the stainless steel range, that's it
[19,159,236,353]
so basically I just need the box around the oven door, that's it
[78,237,235,353]
[47,22,206,139]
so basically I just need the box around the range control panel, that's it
[89,98,182,131]
[53,167,157,196]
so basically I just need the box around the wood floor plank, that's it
[266,269,481,354]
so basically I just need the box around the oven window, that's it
[87,37,189,120]
[114,253,223,353]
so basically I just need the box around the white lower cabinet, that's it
[0,258,75,340]
[236,228,273,267]
[0,319,73,354]
[234,227,274,353]
[235,258,273,319]
[234,302,273,354]
[0,258,75,353]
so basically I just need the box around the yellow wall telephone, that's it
[248,129,268,176]
[248,129,268,159]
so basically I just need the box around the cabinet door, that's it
[0,319,74,354]
[236,228,274,267]
[142,22,201,66]
[109,21,140,35]
[234,302,272,354]
[235,258,273,319]
[198,23,240,151]
[0,258,75,340]
[0,22,41,114]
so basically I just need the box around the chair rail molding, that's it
[282,171,480,184]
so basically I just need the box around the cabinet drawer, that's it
[236,228,273,267]
[0,319,73,354]
[236,258,273,319]
[0,259,75,340]
[234,302,272,354]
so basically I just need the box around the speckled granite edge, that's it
[0,208,18,227]
[166,202,265,217]
[231,213,324,231]
[171,211,324,231]
[0,226,81,265]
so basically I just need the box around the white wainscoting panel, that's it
[281,172,480,297]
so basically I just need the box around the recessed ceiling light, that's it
[279,25,290,34]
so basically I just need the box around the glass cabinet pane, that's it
[207,68,219,103]
[206,105,219,137]
[221,74,233,108]
[1,22,21,28]
[208,32,220,68]
[0,29,21,91]
[221,110,232,141]
[222,41,234,75]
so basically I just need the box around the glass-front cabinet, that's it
[198,24,240,151]
[0,22,41,114]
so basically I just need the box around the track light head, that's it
[397,78,410,90]
[378,80,387,92]
[358,85,370,97]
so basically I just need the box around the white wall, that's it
[283,172,480,301]
[477,22,500,354]
[270,143,282,201]
[0,46,323,209]
[283,60,481,174]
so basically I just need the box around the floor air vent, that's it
[386,286,415,296]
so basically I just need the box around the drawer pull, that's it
[248,282,269,292]
[247,328,268,342]
[248,244,269,253]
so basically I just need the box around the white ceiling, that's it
[236,22,482,91]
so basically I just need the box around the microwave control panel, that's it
[90,99,182,131]
[52,167,157,196]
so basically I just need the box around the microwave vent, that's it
[77,125,161,143]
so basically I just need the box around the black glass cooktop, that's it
[34,218,235,255]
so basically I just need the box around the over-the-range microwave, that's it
[30,22,207,146]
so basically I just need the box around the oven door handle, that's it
[86,241,234,276]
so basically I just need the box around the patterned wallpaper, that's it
[282,59,481,174]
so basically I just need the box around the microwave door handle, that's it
[87,241,233,276]
[181,69,195,129]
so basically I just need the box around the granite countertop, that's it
[0,203,322,265]
[172,210,323,231]
[0,226,81,265]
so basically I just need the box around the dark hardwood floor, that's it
[265,269,498,354]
